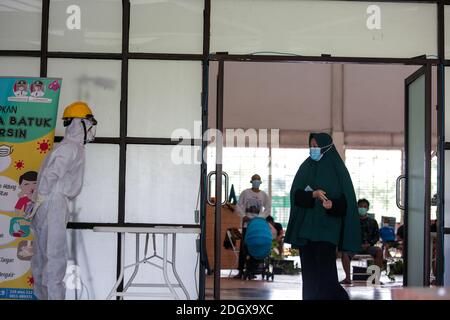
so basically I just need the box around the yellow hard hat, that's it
[62,101,95,120]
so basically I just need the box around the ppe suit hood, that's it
[64,118,86,145]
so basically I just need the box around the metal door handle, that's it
[396,175,406,210]
[207,171,230,206]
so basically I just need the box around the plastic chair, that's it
[351,254,374,282]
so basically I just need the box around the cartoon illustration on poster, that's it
[0,77,61,300]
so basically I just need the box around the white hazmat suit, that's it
[31,118,87,300]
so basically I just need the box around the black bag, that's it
[223,228,241,250]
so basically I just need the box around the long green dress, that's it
[284,133,361,253]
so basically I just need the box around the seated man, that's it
[340,198,383,284]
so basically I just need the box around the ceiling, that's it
[208,61,437,149]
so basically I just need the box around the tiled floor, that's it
[205,259,405,300]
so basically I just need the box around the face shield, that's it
[81,116,98,144]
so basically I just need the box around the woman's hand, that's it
[323,200,333,210]
[313,189,328,202]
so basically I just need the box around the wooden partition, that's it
[205,203,242,270]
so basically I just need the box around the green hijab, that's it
[284,133,361,252]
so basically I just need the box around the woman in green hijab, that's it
[284,133,361,300]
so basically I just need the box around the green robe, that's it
[284,133,361,252]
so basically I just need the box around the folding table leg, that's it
[162,234,179,300]
[123,233,141,293]
[171,233,190,299]
[107,232,126,300]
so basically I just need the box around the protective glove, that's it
[24,194,46,220]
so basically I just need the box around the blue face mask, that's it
[310,147,322,161]
[251,180,262,189]
[310,143,333,161]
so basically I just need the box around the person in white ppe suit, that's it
[29,101,97,300]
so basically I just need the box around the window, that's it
[72,144,120,223]
[271,148,309,228]
[126,145,200,224]
[207,147,270,201]
[211,0,437,58]
[47,58,121,137]
[0,0,42,50]
[207,146,308,228]
[345,149,402,224]
[48,0,122,53]
[129,0,203,54]
[127,60,202,138]
[0,57,40,77]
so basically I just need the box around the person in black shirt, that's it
[396,224,404,241]
[340,199,383,284]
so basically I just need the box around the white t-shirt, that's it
[235,189,271,228]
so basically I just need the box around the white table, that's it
[93,226,201,300]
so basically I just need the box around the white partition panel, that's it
[446,70,450,139]
[47,58,121,137]
[0,0,42,50]
[445,235,450,286]
[444,6,450,59]
[211,0,436,58]
[128,60,202,138]
[65,230,117,300]
[49,0,122,53]
[123,233,199,300]
[128,60,202,139]
[125,145,201,224]
[445,150,450,286]
[71,144,120,223]
[445,68,450,285]
[130,0,203,54]
[0,57,41,77]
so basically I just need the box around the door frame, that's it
[206,54,442,299]
[404,65,432,286]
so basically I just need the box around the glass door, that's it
[404,65,432,286]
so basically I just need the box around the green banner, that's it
[0,77,61,300]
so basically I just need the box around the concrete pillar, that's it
[331,64,345,160]
[332,132,345,160]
